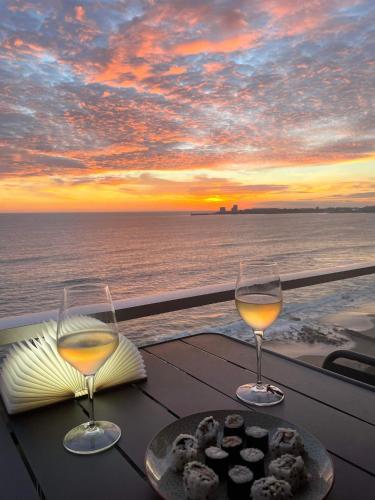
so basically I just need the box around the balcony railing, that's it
[0,262,375,346]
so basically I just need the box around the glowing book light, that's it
[0,319,147,414]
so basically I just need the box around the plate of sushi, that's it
[145,409,334,499]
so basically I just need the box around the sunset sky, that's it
[0,0,374,212]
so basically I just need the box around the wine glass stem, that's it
[254,330,263,387]
[85,375,96,428]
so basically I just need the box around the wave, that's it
[55,277,104,288]
[129,276,375,350]
[0,256,46,265]
[214,278,375,347]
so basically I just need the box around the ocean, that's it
[1,212,375,361]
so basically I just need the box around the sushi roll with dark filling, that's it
[270,427,304,458]
[221,435,243,463]
[240,447,265,479]
[170,434,198,472]
[251,476,292,500]
[245,426,269,453]
[268,453,308,492]
[204,446,229,478]
[195,416,220,449]
[183,461,219,500]
[224,414,245,438]
[227,465,254,499]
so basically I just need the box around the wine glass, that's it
[235,260,284,406]
[57,283,121,454]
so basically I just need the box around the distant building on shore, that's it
[209,205,375,216]
[216,205,239,214]
[193,205,375,217]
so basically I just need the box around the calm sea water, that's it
[1,213,374,357]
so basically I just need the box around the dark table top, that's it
[1,333,374,499]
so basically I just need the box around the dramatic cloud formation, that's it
[0,0,374,211]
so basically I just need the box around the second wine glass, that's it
[57,283,121,454]
[235,260,284,406]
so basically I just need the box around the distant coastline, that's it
[191,205,375,216]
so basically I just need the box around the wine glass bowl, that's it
[235,260,284,406]
[235,293,281,331]
[57,318,119,376]
[57,284,121,454]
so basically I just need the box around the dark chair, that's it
[322,350,375,387]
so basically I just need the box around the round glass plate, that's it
[145,409,334,500]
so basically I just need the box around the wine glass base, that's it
[236,383,284,406]
[63,420,121,455]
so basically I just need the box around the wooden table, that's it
[1,333,374,499]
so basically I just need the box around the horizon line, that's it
[0,210,195,214]
[1,204,374,215]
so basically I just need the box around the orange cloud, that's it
[58,144,149,163]
[4,38,45,56]
[75,5,85,22]
[265,0,332,37]
[88,61,152,86]
[204,62,226,73]
[164,66,186,76]
[172,32,258,55]
[97,144,148,155]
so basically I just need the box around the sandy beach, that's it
[267,305,375,378]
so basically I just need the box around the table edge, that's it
[141,332,375,393]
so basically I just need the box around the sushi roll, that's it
[221,435,243,463]
[204,446,229,478]
[270,427,304,458]
[183,461,219,500]
[240,447,265,479]
[195,416,220,449]
[227,465,254,499]
[268,453,308,492]
[224,414,245,438]
[245,426,269,453]
[251,476,292,500]
[170,434,198,472]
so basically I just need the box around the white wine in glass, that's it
[58,331,119,375]
[235,260,284,406]
[57,284,121,454]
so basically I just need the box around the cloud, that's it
[171,33,258,56]
[0,0,374,209]
[344,191,375,198]
[75,5,85,22]
[329,191,375,199]
[51,171,289,199]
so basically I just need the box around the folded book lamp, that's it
[0,319,147,414]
